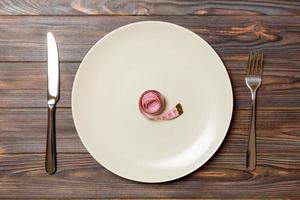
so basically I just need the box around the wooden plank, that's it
[0,0,299,16]
[0,16,299,62]
[0,108,85,154]
[0,153,299,198]
[0,62,75,108]
[0,55,300,108]
[0,108,299,154]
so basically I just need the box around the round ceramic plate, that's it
[72,21,233,183]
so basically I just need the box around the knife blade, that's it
[46,32,60,174]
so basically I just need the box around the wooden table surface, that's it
[0,0,300,199]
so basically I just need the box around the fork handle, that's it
[246,91,257,171]
[46,105,57,174]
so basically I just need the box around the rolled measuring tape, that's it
[139,90,183,120]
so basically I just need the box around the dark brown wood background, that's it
[0,0,299,199]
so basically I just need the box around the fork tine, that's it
[259,52,264,76]
[246,52,253,75]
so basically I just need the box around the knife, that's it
[46,32,60,174]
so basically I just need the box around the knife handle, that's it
[46,105,57,174]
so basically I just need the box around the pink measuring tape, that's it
[139,90,183,120]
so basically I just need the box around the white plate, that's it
[72,21,233,183]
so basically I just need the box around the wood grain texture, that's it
[0,108,299,155]
[0,56,300,108]
[0,1,299,199]
[0,153,299,199]
[0,0,299,16]
[0,16,299,109]
[0,16,299,62]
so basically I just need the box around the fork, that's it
[245,51,264,171]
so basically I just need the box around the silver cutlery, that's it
[46,32,60,174]
[245,51,264,171]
